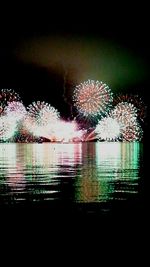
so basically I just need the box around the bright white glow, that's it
[30,120,85,142]
[95,117,121,141]
[0,115,17,140]
[4,101,27,121]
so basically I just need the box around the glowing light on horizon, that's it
[0,84,146,143]
[21,116,86,142]
[46,120,86,142]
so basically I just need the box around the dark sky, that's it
[0,6,149,119]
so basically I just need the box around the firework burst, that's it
[73,80,113,119]
[4,101,27,121]
[110,102,138,126]
[0,89,21,114]
[122,122,143,141]
[27,101,60,126]
[95,117,121,141]
[113,94,146,122]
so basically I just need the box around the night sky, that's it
[0,6,149,120]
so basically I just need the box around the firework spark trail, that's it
[84,130,97,142]
[63,69,68,104]
[63,68,76,119]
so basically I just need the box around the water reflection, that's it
[0,144,26,192]
[75,142,141,202]
[0,142,142,207]
[0,143,82,203]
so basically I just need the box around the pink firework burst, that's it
[73,80,113,119]
[121,122,143,141]
[110,102,138,127]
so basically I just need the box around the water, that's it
[0,142,144,218]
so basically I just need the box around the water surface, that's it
[0,142,144,217]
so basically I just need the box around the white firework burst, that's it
[27,101,60,126]
[39,105,60,126]
[4,101,27,121]
[95,117,121,141]
[0,115,17,141]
